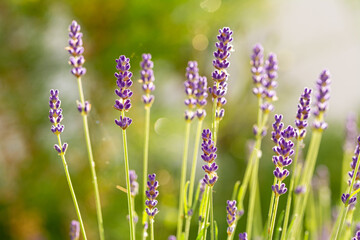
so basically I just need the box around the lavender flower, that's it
[344,113,358,152]
[195,76,208,120]
[66,20,86,78]
[184,61,199,121]
[313,70,331,130]
[168,236,176,240]
[140,53,155,107]
[145,173,159,219]
[198,179,206,201]
[49,89,68,155]
[239,232,248,240]
[70,220,80,240]
[209,27,233,122]
[201,129,218,186]
[251,44,264,97]
[261,53,278,113]
[271,115,295,196]
[353,231,360,240]
[129,170,139,197]
[226,200,237,235]
[348,136,360,186]
[295,88,312,139]
[76,100,91,115]
[114,55,133,130]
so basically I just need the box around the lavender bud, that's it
[145,173,159,219]
[352,230,360,240]
[70,220,80,240]
[239,232,248,240]
[184,61,199,121]
[201,129,218,187]
[168,236,176,240]
[129,170,139,197]
[140,53,155,107]
[66,21,86,78]
[313,70,331,130]
[77,100,91,115]
[226,200,237,235]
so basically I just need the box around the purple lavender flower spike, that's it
[251,43,264,97]
[344,113,358,152]
[352,230,360,240]
[260,53,278,113]
[295,88,312,139]
[226,200,237,235]
[239,232,248,240]
[114,55,133,129]
[313,70,331,130]
[129,170,139,197]
[145,173,159,219]
[66,21,86,78]
[70,220,80,240]
[140,53,155,108]
[210,27,233,122]
[184,61,199,121]
[196,76,208,120]
[201,129,218,187]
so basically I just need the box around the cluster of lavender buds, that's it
[271,115,295,196]
[129,170,139,197]
[344,113,358,152]
[66,20,86,78]
[70,220,80,240]
[145,173,159,219]
[195,76,208,120]
[342,136,360,205]
[201,129,218,186]
[250,44,278,113]
[353,230,360,240]
[49,89,68,155]
[313,70,331,130]
[139,53,155,107]
[76,100,91,115]
[114,55,133,130]
[238,232,248,240]
[295,88,312,139]
[209,27,233,122]
[226,200,237,235]
[184,61,199,121]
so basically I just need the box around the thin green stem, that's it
[210,188,214,240]
[76,77,104,240]
[266,178,276,235]
[281,138,301,240]
[122,128,135,240]
[334,206,348,240]
[150,218,154,240]
[202,186,211,240]
[57,135,87,240]
[177,121,191,239]
[142,107,151,240]
[268,196,279,240]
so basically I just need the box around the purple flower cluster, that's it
[195,76,208,120]
[114,55,133,130]
[129,170,139,197]
[49,89,68,155]
[145,173,159,219]
[76,100,91,115]
[66,20,86,78]
[295,88,312,139]
[271,115,295,196]
[238,232,248,240]
[313,70,331,130]
[184,61,199,121]
[353,230,360,240]
[140,53,155,107]
[226,200,237,235]
[201,129,218,186]
[250,44,278,113]
[70,220,80,240]
[209,27,233,122]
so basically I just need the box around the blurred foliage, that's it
[0,0,358,239]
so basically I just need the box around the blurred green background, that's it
[1,0,360,239]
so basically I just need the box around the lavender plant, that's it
[66,20,104,240]
[139,53,155,239]
[48,89,87,240]
[145,173,159,240]
[70,220,80,240]
[114,55,135,240]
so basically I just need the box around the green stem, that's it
[202,186,211,240]
[122,128,135,240]
[334,206,348,240]
[268,196,279,240]
[210,188,214,240]
[281,138,301,240]
[177,121,191,239]
[266,178,277,236]
[185,119,203,240]
[150,218,154,240]
[76,77,105,240]
[142,107,151,240]
[57,135,87,240]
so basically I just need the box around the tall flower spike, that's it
[226,200,237,236]
[140,53,155,108]
[66,20,86,78]
[201,129,218,186]
[70,220,80,240]
[129,170,139,197]
[261,53,278,113]
[251,43,264,97]
[210,27,233,121]
[49,89,68,155]
[295,88,312,139]
[184,61,199,121]
[114,55,133,130]
[313,70,331,130]
[145,173,159,218]
[195,76,208,120]
[271,115,295,196]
